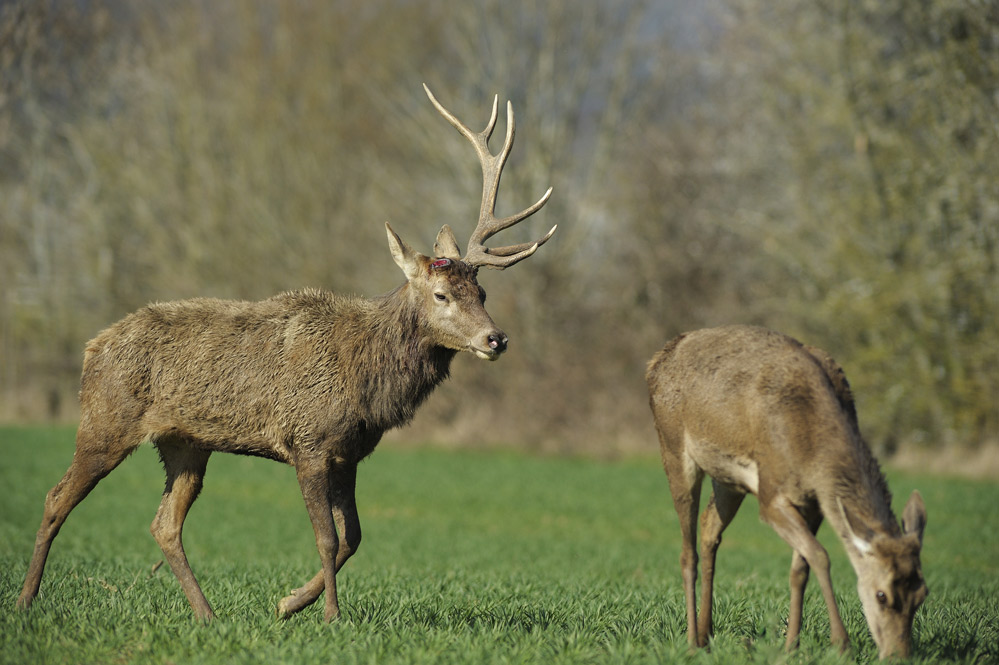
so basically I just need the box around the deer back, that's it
[81,287,455,464]
[647,326,898,517]
[648,327,856,489]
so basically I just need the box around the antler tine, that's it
[424,83,555,270]
[476,221,558,259]
[424,83,498,146]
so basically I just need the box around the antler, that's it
[424,84,556,269]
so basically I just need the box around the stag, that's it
[17,84,556,623]
[646,325,927,659]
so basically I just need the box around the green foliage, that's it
[698,0,999,450]
[0,0,996,452]
[1,426,997,664]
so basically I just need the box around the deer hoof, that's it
[276,597,295,619]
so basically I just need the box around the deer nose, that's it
[488,332,508,353]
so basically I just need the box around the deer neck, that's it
[821,450,900,564]
[357,285,456,428]
[376,284,457,365]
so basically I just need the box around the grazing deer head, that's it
[841,493,928,658]
[647,325,928,659]
[17,86,555,624]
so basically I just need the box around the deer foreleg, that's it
[786,550,809,650]
[785,506,823,651]
[762,496,848,653]
[330,463,361,570]
[278,462,360,619]
[277,570,323,619]
[294,458,340,622]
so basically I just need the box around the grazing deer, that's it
[17,84,556,623]
[646,325,927,659]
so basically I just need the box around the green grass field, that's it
[1,426,996,664]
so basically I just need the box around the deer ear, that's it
[385,223,423,282]
[434,224,462,260]
[902,490,927,547]
[838,496,873,555]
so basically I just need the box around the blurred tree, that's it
[706,0,999,449]
[1,0,995,455]
[835,0,999,447]
[0,1,122,418]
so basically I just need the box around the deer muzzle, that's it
[473,330,508,360]
[488,332,508,353]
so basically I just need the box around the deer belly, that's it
[684,431,760,495]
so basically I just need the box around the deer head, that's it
[842,491,928,659]
[384,85,556,360]
[386,224,506,360]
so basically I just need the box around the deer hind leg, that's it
[785,503,823,651]
[18,427,138,610]
[150,439,213,621]
[277,462,361,619]
[760,495,848,653]
[697,482,746,646]
[661,449,705,649]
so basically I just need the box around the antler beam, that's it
[424,84,556,269]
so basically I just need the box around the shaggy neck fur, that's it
[339,284,457,431]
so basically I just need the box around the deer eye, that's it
[876,590,888,606]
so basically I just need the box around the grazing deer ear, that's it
[902,490,927,547]
[434,225,462,260]
[838,496,873,555]
[385,223,423,282]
